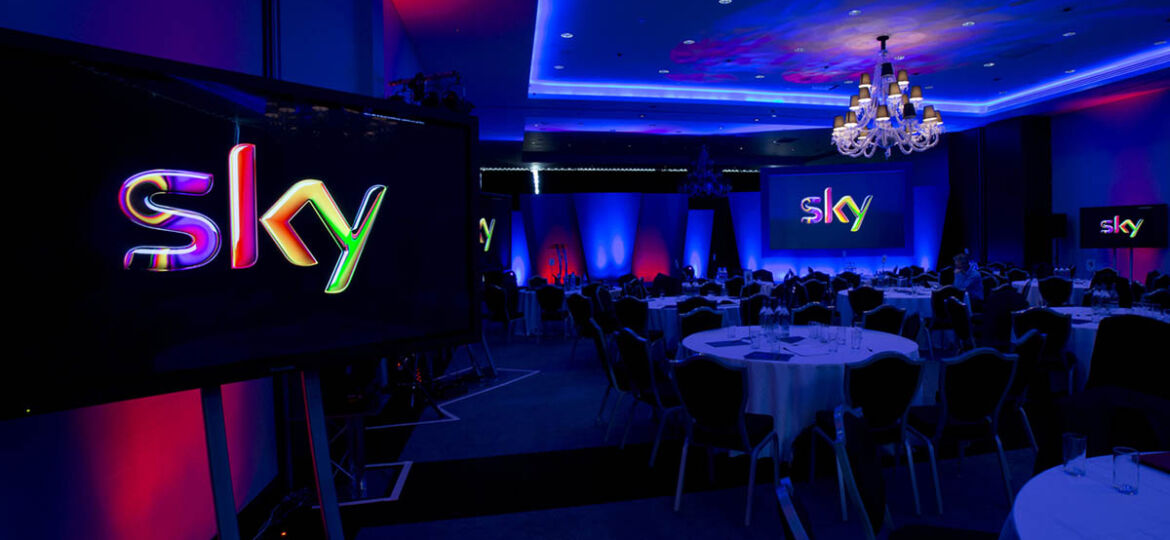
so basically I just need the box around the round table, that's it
[1001,454,1170,540]
[836,287,934,327]
[1012,279,1090,307]
[680,325,920,457]
[1047,307,1168,391]
[518,286,620,336]
[647,295,740,350]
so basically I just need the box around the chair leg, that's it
[903,439,922,516]
[926,329,937,361]
[480,330,497,376]
[808,430,817,483]
[924,438,943,514]
[595,384,613,425]
[1019,406,1039,454]
[835,452,848,521]
[674,437,690,512]
[1067,368,1075,395]
[604,393,627,443]
[746,448,759,526]
[620,399,639,449]
[771,434,781,488]
[994,434,1014,506]
[649,409,671,467]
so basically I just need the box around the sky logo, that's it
[119,144,387,293]
[799,187,873,232]
[479,218,496,252]
[1099,215,1144,238]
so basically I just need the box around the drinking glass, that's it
[827,334,838,352]
[809,322,821,340]
[1062,433,1086,476]
[850,326,863,350]
[749,326,761,349]
[836,326,847,346]
[726,325,737,339]
[819,325,831,344]
[1113,447,1140,494]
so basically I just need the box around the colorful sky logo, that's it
[799,187,873,232]
[479,218,496,252]
[118,144,387,294]
[1099,215,1144,238]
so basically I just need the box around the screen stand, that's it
[301,369,345,539]
[200,385,240,540]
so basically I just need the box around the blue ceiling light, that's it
[560,32,574,39]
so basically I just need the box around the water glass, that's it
[836,326,847,346]
[726,325,737,339]
[827,334,838,352]
[749,326,761,349]
[809,322,821,340]
[850,327,863,350]
[819,325,831,344]
[1113,447,1140,494]
[1062,433,1086,476]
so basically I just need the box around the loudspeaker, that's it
[1050,213,1067,239]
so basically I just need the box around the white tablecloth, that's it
[680,326,920,458]
[518,286,620,336]
[836,288,934,327]
[647,295,740,349]
[1012,279,1090,307]
[1001,454,1170,540]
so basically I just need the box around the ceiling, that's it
[393,0,1170,143]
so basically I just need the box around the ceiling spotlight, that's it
[848,9,861,16]
[658,69,670,74]
[843,80,853,84]
[925,85,934,89]
[962,21,975,27]
[683,39,695,45]
[639,114,645,118]
[1063,31,1076,37]
[554,65,565,70]
[755,74,765,79]
[794,47,805,52]
[983,62,996,67]
[718,0,732,4]
[560,32,574,39]
[1065,69,1076,73]
[754,118,760,122]
[1157,41,1168,46]
[894,55,905,60]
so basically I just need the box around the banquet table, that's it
[517,286,621,336]
[1000,454,1170,540]
[836,287,935,327]
[1012,279,1090,307]
[1046,306,1169,391]
[647,295,740,349]
[679,325,920,457]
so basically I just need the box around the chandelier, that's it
[831,36,943,158]
[680,145,731,198]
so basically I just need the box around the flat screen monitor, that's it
[1079,204,1169,248]
[1,30,478,418]
[762,165,908,250]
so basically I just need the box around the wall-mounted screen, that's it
[1,30,477,418]
[1079,204,1168,248]
[763,166,907,250]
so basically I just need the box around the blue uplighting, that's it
[683,209,715,278]
[574,193,641,279]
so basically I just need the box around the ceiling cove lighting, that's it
[831,36,942,158]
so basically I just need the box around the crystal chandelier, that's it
[831,36,943,158]
[680,145,731,198]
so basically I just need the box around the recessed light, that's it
[1156,41,1168,46]
[925,86,934,89]
[1065,69,1076,73]
[683,39,696,45]
[1063,32,1076,37]
[754,118,760,122]
[560,32,574,39]
[718,126,724,130]
[718,0,732,4]
[794,47,805,52]
[639,114,645,118]
[843,80,853,84]
[658,69,670,74]
[755,74,765,79]
[554,65,565,70]
[983,62,995,67]
[894,55,905,60]
[962,21,975,27]
[848,9,861,16]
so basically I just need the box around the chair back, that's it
[1007,268,1030,282]
[614,297,650,336]
[900,312,921,341]
[483,284,510,321]
[861,305,905,335]
[590,320,630,392]
[1038,277,1073,307]
[1153,273,1170,291]
[615,328,658,404]
[1114,278,1134,308]
[792,303,832,325]
[652,273,678,297]
[596,286,616,315]
[677,295,717,315]
[567,293,594,332]
[839,271,862,289]
[502,270,517,288]
[582,283,601,303]
[1087,315,1170,400]
[1090,268,1118,289]
[740,294,771,326]
[537,285,565,314]
[482,270,504,287]
[1144,288,1170,309]
[945,297,975,351]
[1146,270,1164,290]
[741,282,762,298]
[752,269,774,283]
[802,279,829,304]
[844,352,922,432]
[725,276,745,297]
[699,281,722,296]
[680,307,723,338]
[1012,307,1072,360]
[938,266,955,286]
[623,279,648,299]
[672,356,752,451]
[1006,329,1045,404]
[929,286,965,329]
[848,286,884,316]
[618,273,637,286]
[528,276,548,288]
[940,348,1017,426]
[982,284,1030,350]
[831,276,851,295]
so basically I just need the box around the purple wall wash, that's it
[633,194,689,280]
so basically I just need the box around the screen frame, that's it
[0,28,481,417]
[760,162,913,256]
[1078,203,1169,249]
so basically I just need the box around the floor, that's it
[337,332,1035,539]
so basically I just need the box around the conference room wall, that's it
[1051,89,1170,281]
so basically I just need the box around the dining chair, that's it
[483,284,523,342]
[1144,288,1170,309]
[741,282,763,298]
[862,305,906,335]
[536,285,569,339]
[739,294,771,326]
[1114,278,1134,308]
[937,266,954,286]
[900,313,921,342]
[589,320,631,434]
[802,279,830,304]
[1038,277,1073,307]
[1003,329,1045,453]
[615,296,660,342]
[1012,307,1074,394]
[753,269,774,283]
[677,295,717,316]
[566,293,596,363]
[925,285,965,359]
[1090,267,1118,289]
[945,297,976,353]
[680,307,723,339]
[848,286,885,318]
[839,271,862,289]
[1085,314,1170,400]
[699,281,722,296]
[793,303,832,325]
[671,355,780,526]
[980,284,1029,351]
[527,275,548,289]
[725,276,745,297]
[1006,268,1030,282]
[614,329,685,467]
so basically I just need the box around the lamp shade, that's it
[888,82,902,97]
[903,102,916,118]
[923,105,937,121]
[910,86,923,101]
[845,111,858,126]
[858,87,871,101]
[876,105,890,119]
[859,73,872,88]
[833,115,845,129]
[849,95,860,109]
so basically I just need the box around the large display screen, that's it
[1079,204,1169,248]
[1,31,477,417]
[763,166,907,250]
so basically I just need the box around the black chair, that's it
[752,269,774,283]
[725,276,745,297]
[1006,268,1029,282]
[793,303,832,325]
[1152,273,1170,291]
[614,329,684,467]
[483,284,523,341]
[1145,270,1164,290]
[1090,267,1118,289]
[1037,276,1072,307]
[589,320,632,434]
[623,278,648,299]
[683,265,696,281]
[581,283,601,305]
[740,294,771,326]
[566,293,596,362]
[912,273,935,286]
[617,273,638,286]
[740,282,762,298]
[527,275,548,288]
[980,284,1029,351]
[1114,277,1134,308]
[938,266,955,286]
[812,352,927,517]
[1131,281,1146,303]
[1004,329,1045,453]
[848,286,884,318]
[677,295,716,316]
[831,276,851,296]
[807,270,831,283]
[945,297,976,353]
[680,307,723,339]
[482,269,503,287]
[1144,288,1170,309]
[908,348,1018,509]
[536,285,569,338]
[671,356,780,526]
[698,281,722,296]
[862,305,906,335]
[1012,307,1075,394]
[839,271,862,289]
[802,279,829,304]
[981,276,1000,306]
[925,286,966,358]
[502,270,517,288]
[595,287,621,333]
[900,312,921,342]
[652,273,681,297]
[1086,314,1170,401]
[615,296,658,341]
